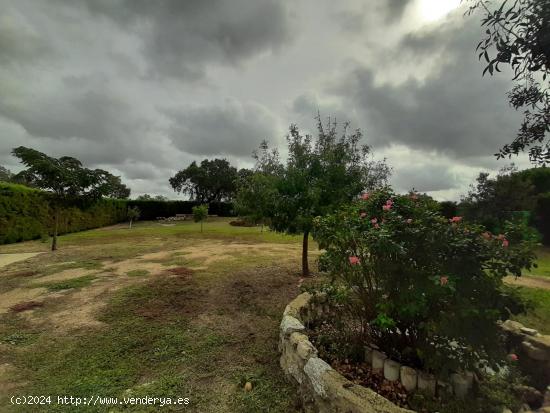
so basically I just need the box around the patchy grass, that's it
[34,274,97,291]
[126,269,150,277]
[525,246,550,278]
[512,287,550,334]
[0,219,304,412]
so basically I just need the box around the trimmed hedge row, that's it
[126,200,234,220]
[0,183,127,244]
[0,183,235,245]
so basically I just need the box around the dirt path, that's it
[0,253,41,269]
[504,274,550,290]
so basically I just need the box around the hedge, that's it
[535,193,550,245]
[126,200,234,220]
[0,182,235,245]
[0,183,127,244]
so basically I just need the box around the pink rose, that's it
[370,218,378,224]
[349,256,360,265]
[509,353,519,361]
[440,276,449,286]
[406,218,412,224]
[449,216,462,223]
[360,212,367,218]
[361,193,370,200]
[374,223,380,229]
[482,232,491,240]
[502,239,509,248]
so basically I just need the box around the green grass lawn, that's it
[525,246,550,278]
[512,287,550,335]
[0,219,307,412]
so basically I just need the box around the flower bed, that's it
[280,291,413,413]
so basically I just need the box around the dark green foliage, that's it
[467,0,550,163]
[535,193,550,244]
[438,200,458,219]
[126,200,233,220]
[169,158,241,202]
[0,183,127,245]
[314,188,536,376]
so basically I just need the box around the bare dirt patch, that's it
[10,301,44,313]
[0,253,42,269]
[505,275,550,290]
[33,268,97,283]
[0,287,48,314]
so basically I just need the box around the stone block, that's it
[400,366,417,392]
[304,357,332,398]
[372,350,387,373]
[384,359,401,382]
[417,372,436,397]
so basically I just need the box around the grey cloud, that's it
[74,0,293,80]
[164,100,280,158]
[328,18,522,159]
[392,162,460,192]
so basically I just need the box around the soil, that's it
[504,275,550,290]
[0,253,42,270]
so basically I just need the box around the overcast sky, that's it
[0,0,531,200]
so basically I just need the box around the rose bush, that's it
[313,188,536,376]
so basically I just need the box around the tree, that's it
[0,166,13,182]
[192,204,208,233]
[460,164,536,231]
[467,0,550,163]
[104,174,131,199]
[169,159,240,202]
[127,206,140,229]
[235,172,278,231]
[11,146,128,250]
[238,116,390,276]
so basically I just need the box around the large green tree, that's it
[12,146,130,250]
[169,158,240,202]
[239,117,390,276]
[467,0,550,163]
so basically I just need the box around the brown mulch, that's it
[331,359,410,409]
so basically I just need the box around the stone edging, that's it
[279,292,413,413]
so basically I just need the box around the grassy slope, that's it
[0,219,307,412]
[512,287,550,334]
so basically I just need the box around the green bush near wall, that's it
[0,182,127,244]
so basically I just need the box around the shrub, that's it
[192,204,208,233]
[313,188,536,377]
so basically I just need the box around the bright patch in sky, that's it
[419,0,461,22]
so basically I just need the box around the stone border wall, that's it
[500,320,550,391]
[279,292,414,413]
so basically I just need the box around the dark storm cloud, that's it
[164,100,280,158]
[392,162,460,192]
[74,0,293,80]
[329,17,522,159]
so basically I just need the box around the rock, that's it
[400,366,417,392]
[501,320,525,335]
[514,385,543,407]
[383,359,401,382]
[417,372,436,397]
[280,315,305,338]
[522,340,550,361]
[371,350,387,373]
[518,403,532,413]
[501,408,513,413]
[244,382,253,392]
[544,386,550,407]
[296,340,317,360]
[450,373,470,399]
[304,357,332,398]
[521,327,540,336]
[525,335,550,360]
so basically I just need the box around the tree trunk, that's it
[302,230,309,276]
[200,220,203,233]
[52,208,59,251]
[129,219,133,229]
